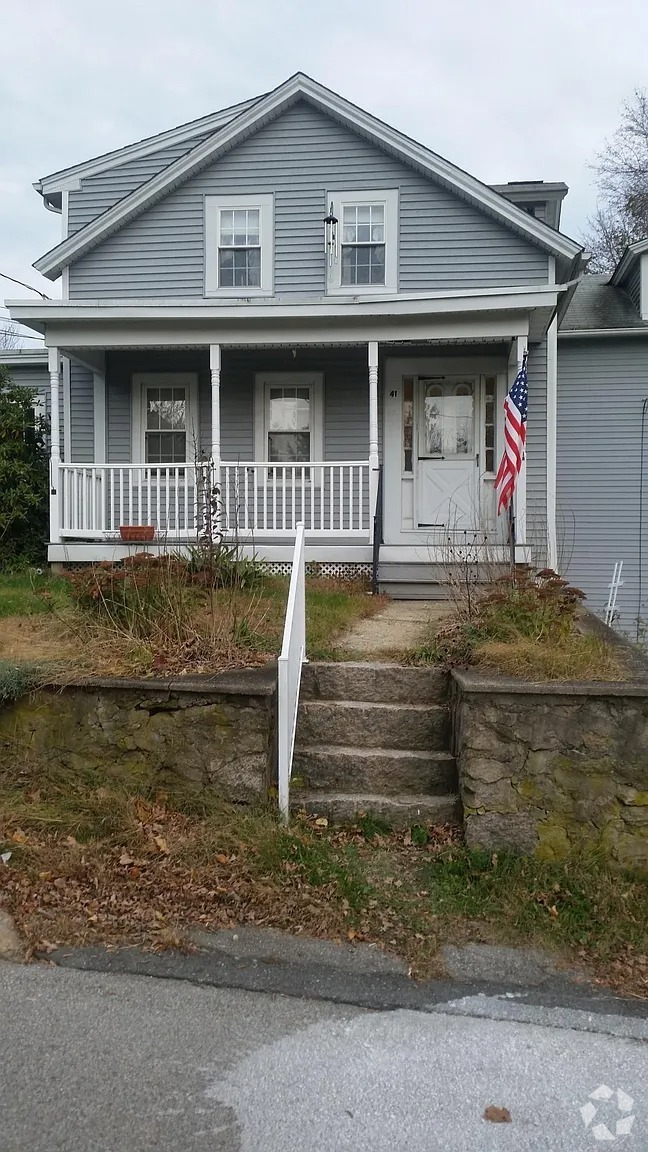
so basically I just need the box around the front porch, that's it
[40,329,540,570]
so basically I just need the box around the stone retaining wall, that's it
[451,670,648,867]
[0,669,276,802]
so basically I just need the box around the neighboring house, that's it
[0,349,50,423]
[4,71,637,615]
[557,259,648,634]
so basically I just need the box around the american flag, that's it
[495,354,528,515]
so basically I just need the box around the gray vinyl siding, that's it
[526,337,548,564]
[69,363,94,460]
[105,346,370,464]
[2,359,96,462]
[625,263,642,313]
[557,337,648,633]
[1,359,58,448]
[69,101,549,299]
[1,361,49,396]
[67,135,212,235]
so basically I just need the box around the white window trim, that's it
[205,193,274,297]
[254,372,324,474]
[326,188,398,295]
[131,373,200,465]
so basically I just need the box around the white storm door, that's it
[415,377,479,532]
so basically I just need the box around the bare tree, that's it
[0,319,20,350]
[583,89,648,272]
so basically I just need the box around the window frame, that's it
[132,373,200,466]
[205,193,274,296]
[326,188,398,295]
[254,372,324,477]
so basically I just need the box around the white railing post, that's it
[368,341,379,544]
[278,522,306,823]
[48,347,62,545]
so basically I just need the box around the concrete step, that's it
[292,745,458,796]
[300,661,448,705]
[296,700,449,752]
[291,791,462,828]
[377,582,447,600]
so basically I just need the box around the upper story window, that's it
[205,193,273,296]
[341,204,385,286]
[326,189,398,294]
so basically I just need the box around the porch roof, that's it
[7,283,566,347]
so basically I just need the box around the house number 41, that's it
[390,390,398,397]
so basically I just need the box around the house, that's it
[557,261,648,635]
[4,72,621,604]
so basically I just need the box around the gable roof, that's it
[35,94,262,207]
[34,73,584,281]
[559,274,648,332]
[610,237,648,287]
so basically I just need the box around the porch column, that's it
[509,334,528,553]
[48,346,61,544]
[209,344,221,465]
[368,341,379,543]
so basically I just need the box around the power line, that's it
[0,329,45,342]
[0,271,51,300]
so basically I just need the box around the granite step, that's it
[291,791,462,828]
[292,745,458,796]
[295,700,449,752]
[300,661,448,706]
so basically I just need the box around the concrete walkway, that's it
[339,599,450,657]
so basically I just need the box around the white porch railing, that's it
[277,523,307,822]
[57,461,370,539]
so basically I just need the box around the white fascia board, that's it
[23,316,531,349]
[7,282,563,320]
[558,326,648,338]
[37,96,261,196]
[34,74,582,280]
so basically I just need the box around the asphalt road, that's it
[0,962,646,1151]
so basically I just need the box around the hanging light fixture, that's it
[323,202,338,266]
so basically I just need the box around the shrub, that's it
[184,542,265,589]
[0,372,49,570]
[477,568,586,644]
[65,553,195,640]
[427,568,591,674]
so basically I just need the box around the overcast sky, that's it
[2,0,648,343]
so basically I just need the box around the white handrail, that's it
[277,522,307,822]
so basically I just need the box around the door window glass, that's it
[419,379,474,457]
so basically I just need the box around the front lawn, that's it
[0,564,386,678]
[0,764,646,998]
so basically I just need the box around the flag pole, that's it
[508,498,516,576]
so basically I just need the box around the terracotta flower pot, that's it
[119,525,155,543]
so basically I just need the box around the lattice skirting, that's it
[260,561,372,581]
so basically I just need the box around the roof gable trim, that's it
[37,96,262,195]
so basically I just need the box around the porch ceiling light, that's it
[323,202,339,266]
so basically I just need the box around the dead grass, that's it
[0,763,647,997]
[474,631,628,682]
[0,577,386,679]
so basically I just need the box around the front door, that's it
[415,376,478,532]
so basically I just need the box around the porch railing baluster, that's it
[55,461,371,541]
